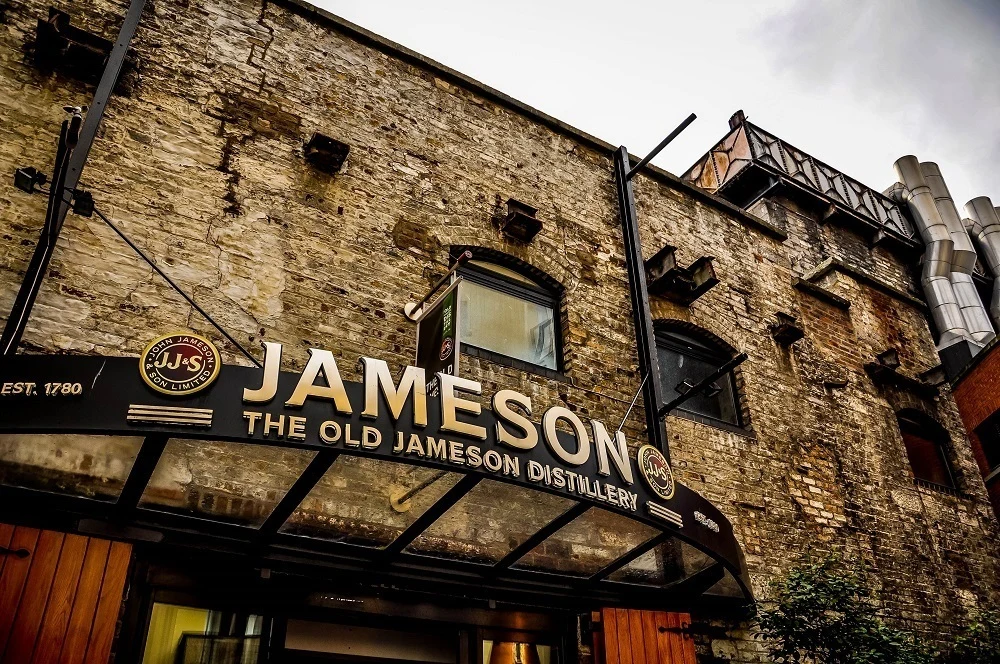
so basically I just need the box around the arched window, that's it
[897,410,955,489]
[655,325,742,427]
[455,250,561,372]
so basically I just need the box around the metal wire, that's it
[92,205,261,367]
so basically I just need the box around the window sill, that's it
[667,409,756,439]
[912,477,966,498]
[460,344,569,383]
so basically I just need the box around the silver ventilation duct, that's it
[921,163,995,343]
[889,156,975,349]
[964,197,1000,328]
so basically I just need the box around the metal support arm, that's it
[0,0,147,357]
[614,146,670,460]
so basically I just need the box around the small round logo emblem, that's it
[140,333,221,396]
[440,337,454,361]
[637,444,675,500]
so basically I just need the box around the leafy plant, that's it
[757,553,935,664]
[947,608,1000,664]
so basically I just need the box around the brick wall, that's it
[0,0,999,660]
[953,342,1000,517]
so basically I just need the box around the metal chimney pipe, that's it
[890,156,970,348]
[921,162,994,343]
[964,197,1000,328]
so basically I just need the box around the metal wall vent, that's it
[644,245,718,305]
[769,312,805,345]
[496,198,542,243]
[32,9,122,85]
[303,133,350,174]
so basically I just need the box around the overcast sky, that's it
[316,0,999,210]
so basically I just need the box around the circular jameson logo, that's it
[440,337,454,361]
[637,444,675,501]
[140,333,221,396]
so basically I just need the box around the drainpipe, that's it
[964,197,1000,328]
[889,156,971,348]
[921,163,994,343]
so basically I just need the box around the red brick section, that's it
[953,343,1000,515]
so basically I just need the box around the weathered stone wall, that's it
[636,178,1000,655]
[0,0,998,660]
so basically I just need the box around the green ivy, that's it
[947,608,1000,664]
[757,553,938,664]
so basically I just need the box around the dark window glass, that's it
[655,329,740,426]
[899,414,955,489]
[977,412,1000,472]
[458,259,560,371]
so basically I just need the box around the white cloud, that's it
[313,0,999,208]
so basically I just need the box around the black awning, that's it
[0,353,752,609]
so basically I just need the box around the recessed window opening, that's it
[898,411,955,490]
[976,411,1000,475]
[655,326,741,427]
[456,252,561,371]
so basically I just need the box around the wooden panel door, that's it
[0,523,132,664]
[599,608,695,664]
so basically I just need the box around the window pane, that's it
[607,538,714,585]
[139,439,316,527]
[280,456,464,547]
[142,602,261,664]
[406,480,576,563]
[511,508,659,576]
[0,434,142,501]
[978,414,1000,472]
[484,641,554,664]
[902,431,954,488]
[658,345,739,425]
[468,260,540,286]
[460,280,556,369]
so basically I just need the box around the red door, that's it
[598,608,696,664]
[0,523,132,664]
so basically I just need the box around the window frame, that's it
[454,252,564,375]
[654,327,743,429]
[897,412,957,492]
[975,411,1000,475]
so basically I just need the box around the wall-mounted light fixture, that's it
[14,167,47,194]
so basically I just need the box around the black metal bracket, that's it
[1,0,147,358]
[658,353,748,418]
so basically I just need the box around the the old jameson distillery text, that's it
[241,342,652,512]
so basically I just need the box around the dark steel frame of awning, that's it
[0,0,753,613]
[0,432,742,612]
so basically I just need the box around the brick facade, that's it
[953,341,1000,518]
[1,0,999,660]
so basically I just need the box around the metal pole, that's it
[657,353,748,418]
[1,117,76,356]
[614,146,670,460]
[626,113,697,180]
[0,0,146,357]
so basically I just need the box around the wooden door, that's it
[0,523,132,664]
[598,608,696,664]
